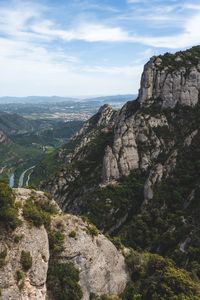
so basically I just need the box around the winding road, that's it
[18,166,35,188]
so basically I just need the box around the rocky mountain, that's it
[0,185,128,299]
[2,46,200,300]
[30,104,117,187]
[29,46,200,292]
[1,183,200,300]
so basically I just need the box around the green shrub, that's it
[34,195,58,215]
[20,250,32,272]
[90,294,119,300]
[0,182,21,230]
[122,283,142,300]
[14,234,23,243]
[47,261,83,300]
[87,224,99,237]
[90,293,99,300]
[109,236,123,250]
[69,230,77,238]
[15,269,24,282]
[123,251,200,300]
[0,248,7,268]
[23,199,43,226]
[48,229,65,257]
[23,198,51,229]
[15,269,25,290]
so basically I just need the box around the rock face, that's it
[139,56,200,108]
[74,104,116,139]
[52,214,128,300]
[0,189,49,300]
[102,47,200,183]
[102,104,169,182]
[40,104,118,208]
[0,188,128,300]
[37,47,200,220]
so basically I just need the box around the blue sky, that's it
[0,0,200,97]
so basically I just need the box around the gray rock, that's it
[52,214,129,300]
[0,189,49,300]
[0,189,128,300]
[138,57,200,108]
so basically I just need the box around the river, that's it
[9,173,15,188]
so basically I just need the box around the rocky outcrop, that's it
[102,107,169,182]
[102,48,200,183]
[59,104,117,165]
[143,163,163,204]
[52,214,128,300]
[0,188,128,300]
[102,146,119,182]
[74,104,116,139]
[139,55,200,108]
[31,47,200,244]
[0,189,49,300]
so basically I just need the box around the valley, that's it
[0,95,133,188]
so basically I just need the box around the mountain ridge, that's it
[11,45,200,299]
[30,46,200,274]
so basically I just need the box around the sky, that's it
[0,0,200,97]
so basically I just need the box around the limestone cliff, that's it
[29,47,200,281]
[0,189,49,300]
[139,53,200,108]
[33,47,200,229]
[0,188,128,300]
[51,214,128,300]
[102,46,200,185]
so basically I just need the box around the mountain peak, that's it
[139,46,200,108]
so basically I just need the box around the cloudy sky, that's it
[0,0,200,97]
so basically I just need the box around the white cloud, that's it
[31,22,132,42]
[29,8,200,49]
[135,13,200,48]
[1,1,199,49]
[0,0,199,97]
[0,51,142,96]
[180,3,200,11]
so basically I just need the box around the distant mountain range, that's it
[0,94,136,104]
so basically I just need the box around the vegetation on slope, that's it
[47,261,83,300]
[0,182,21,230]
[123,251,200,300]
[158,45,200,70]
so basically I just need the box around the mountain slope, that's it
[3,46,200,299]
[31,45,200,280]
[0,185,128,300]
[30,104,117,187]
[0,111,35,135]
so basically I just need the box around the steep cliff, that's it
[3,46,200,300]
[102,46,200,182]
[0,186,128,300]
[30,46,200,283]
